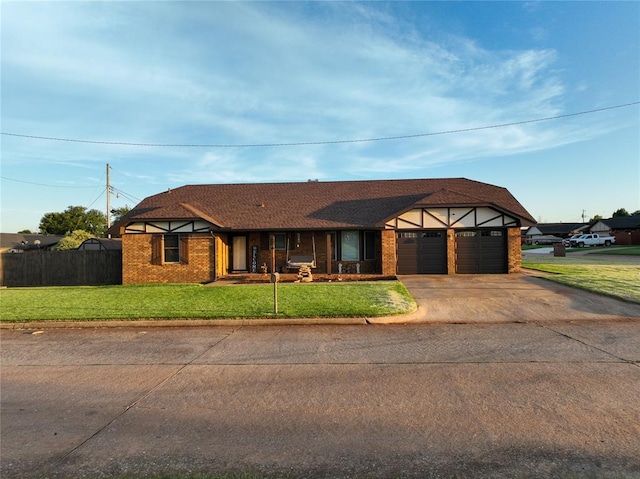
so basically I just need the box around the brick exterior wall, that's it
[122,233,215,284]
[123,226,523,284]
[446,228,456,274]
[507,226,522,273]
[380,229,396,276]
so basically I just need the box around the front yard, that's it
[2,246,638,323]
[522,246,640,303]
[0,281,417,322]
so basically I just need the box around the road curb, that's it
[0,317,374,330]
[0,304,425,330]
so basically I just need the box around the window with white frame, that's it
[341,231,360,261]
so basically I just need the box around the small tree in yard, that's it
[56,230,93,250]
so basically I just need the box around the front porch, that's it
[216,272,397,284]
[223,230,396,277]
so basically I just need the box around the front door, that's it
[232,236,247,271]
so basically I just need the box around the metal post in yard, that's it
[270,234,278,314]
[273,274,278,315]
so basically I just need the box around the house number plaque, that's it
[251,245,258,273]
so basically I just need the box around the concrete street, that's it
[1,275,640,478]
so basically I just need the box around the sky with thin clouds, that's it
[1,1,638,232]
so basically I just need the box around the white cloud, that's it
[1,0,617,186]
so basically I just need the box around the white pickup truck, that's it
[568,233,616,247]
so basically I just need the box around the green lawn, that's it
[523,254,640,303]
[0,281,417,322]
[588,246,640,256]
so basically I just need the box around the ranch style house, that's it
[120,178,536,284]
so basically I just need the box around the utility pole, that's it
[106,163,111,233]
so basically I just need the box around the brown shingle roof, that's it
[127,178,535,230]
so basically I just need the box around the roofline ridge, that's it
[179,202,224,228]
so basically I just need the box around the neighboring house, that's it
[591,217,640,245]
[524,223,589,239]
[120,178,536,284]
[0,233,64,253]
[77,238,123,251]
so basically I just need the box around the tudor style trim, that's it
[125,220,212,234]
[385,206,518,230]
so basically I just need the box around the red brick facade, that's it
[380,230,396,276]
[507,227,522,273]
[122,233,215,284]
[123,226,524,283]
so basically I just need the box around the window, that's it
[151,234,188,265]
[329,232,337,261]
[364,231,376,260]
[273,233,286,250]
[164,234,180,263]
[329,231,377,261]
[341,231,360,261]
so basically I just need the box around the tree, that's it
[56,230,94,250]
[110,205,131,223]
[588,214,602,223]
[612,208,630,217]
[39,206,107,236]
[18,229,33,234]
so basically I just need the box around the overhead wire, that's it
[0,176,102,188]
[1,101,638,148]
[111,186,140,204]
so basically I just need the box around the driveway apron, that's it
[396,274,640,323]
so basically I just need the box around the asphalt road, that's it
[2,318,640,479]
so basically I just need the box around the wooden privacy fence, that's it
[0,250,122,287]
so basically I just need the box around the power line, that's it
[2,174,140,201]
[1,101,638,148]
[1,175,140,204]
[86,187,107,210]
[111,186,141,203]
[0,176,102,188]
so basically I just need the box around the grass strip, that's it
[588,246,640,256]
[522,259,640,303]
[0,281,417,322]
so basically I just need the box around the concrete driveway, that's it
[392,273,640,324]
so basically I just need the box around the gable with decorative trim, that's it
[385,207,518,229]
[125,220,212,234]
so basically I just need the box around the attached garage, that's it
[396,227,508,275]
[396,231,448,274]
[388,203,518,275]
[455,229,507,274]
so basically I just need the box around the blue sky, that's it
[1,1,638,233]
